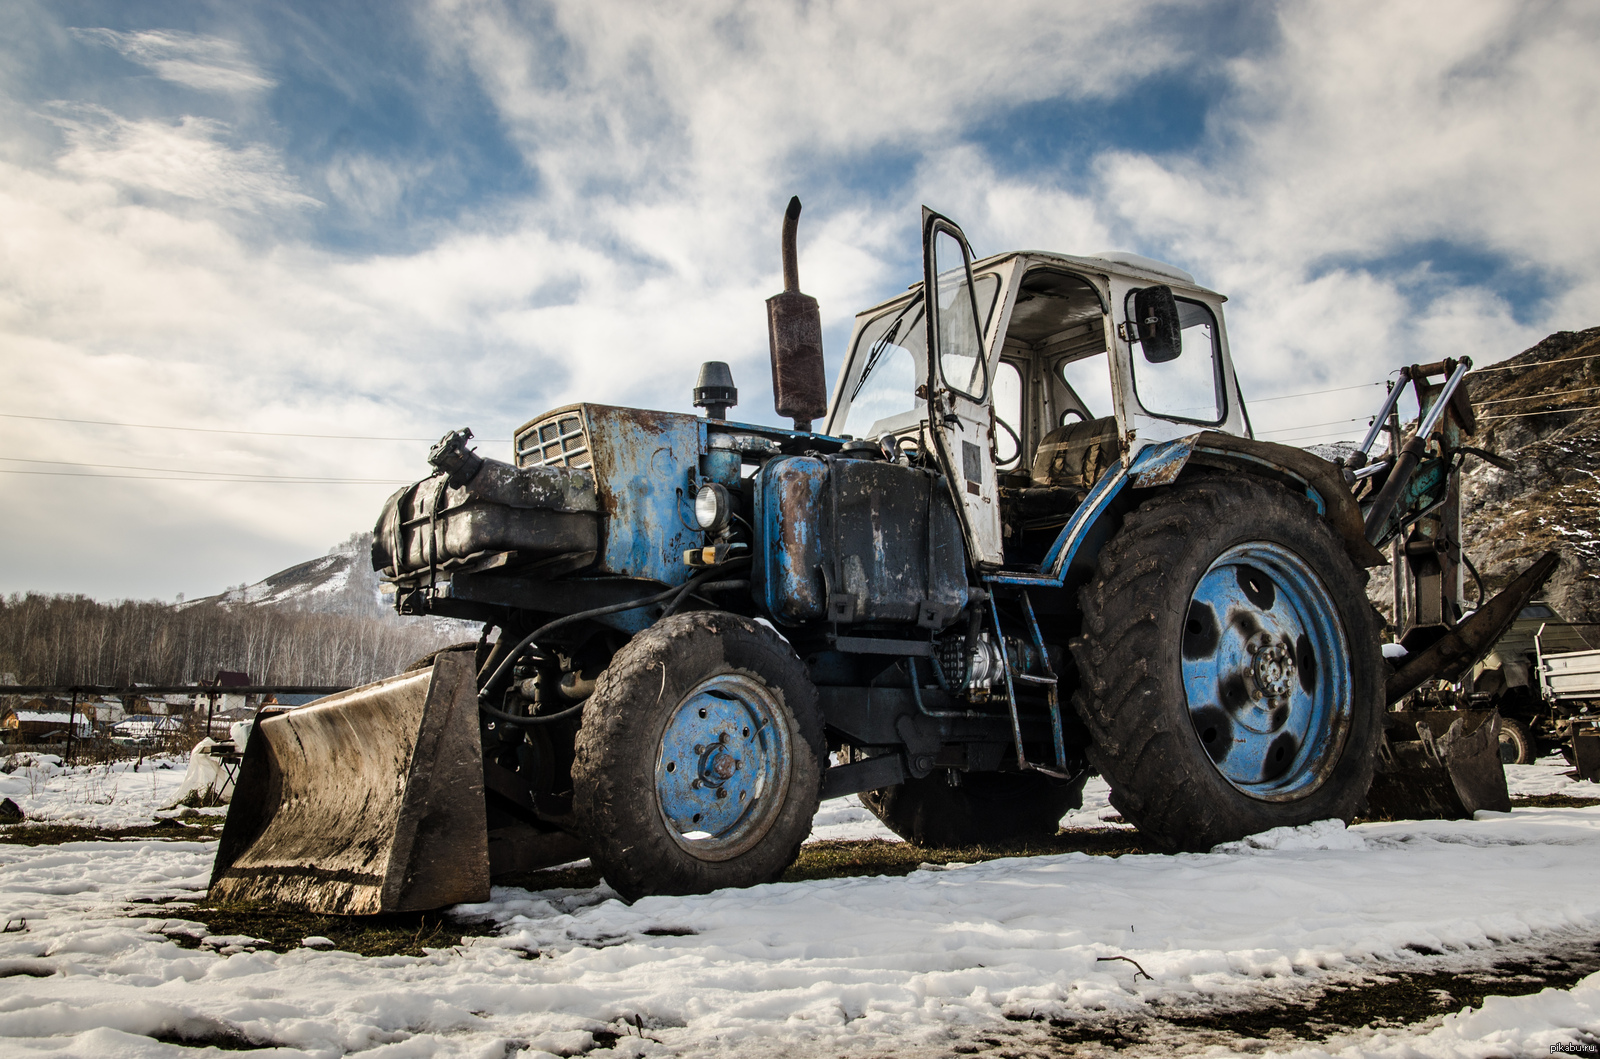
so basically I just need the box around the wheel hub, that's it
[1249,640,1296,700]
[697,738,739,786]
[654,673,789,860]
[1181,542,1352,800]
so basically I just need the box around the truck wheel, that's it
[860,769,1087,847]
[1498,716,1535,765]
[1071,474,1383,851]
[572,611,824,901]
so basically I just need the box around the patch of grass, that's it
[782,830,1149,884]
[495,830,1150,895]
[0,817,222,846]
[150,1020,269,1051]
[1511,793,1600,808]
[166,901,495,958]
[494,861,605,892]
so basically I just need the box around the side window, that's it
[1057,351,1113,422]
[931,228,999,399]
[992,360,1023,468]
[1129,297,1224,423]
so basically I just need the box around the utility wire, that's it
[0,410,510,444]
[1474,385,1600,406]
[1256,415,1370,436]
[0,455,407,482]
[1479,404,1600,422]
[1470,352,1600,373]
[1249,381,1384,404]
[0,469,409,483]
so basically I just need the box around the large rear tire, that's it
[1071,474,1383,851]
[572,611,825,900]
[860,769,1088,847]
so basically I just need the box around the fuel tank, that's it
[754,454,968,628]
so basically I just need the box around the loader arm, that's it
[1385,550,1562,705]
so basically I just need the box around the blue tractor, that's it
[212,201,1549,913]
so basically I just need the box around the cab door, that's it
[922,208,1004,567]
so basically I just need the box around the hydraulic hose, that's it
[477,562,751,726]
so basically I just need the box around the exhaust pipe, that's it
[766,196,827,433]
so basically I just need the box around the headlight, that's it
[694,484,732,532]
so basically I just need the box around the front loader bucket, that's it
[1365,709,1512,821]
[209,651,489,914]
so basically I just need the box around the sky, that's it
[1,0,1596,602]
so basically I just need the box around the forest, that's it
[0,592,460,687]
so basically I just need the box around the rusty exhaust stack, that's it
[766,196,827,433]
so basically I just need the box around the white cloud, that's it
[71,28,276,94]
[1075,0,1600,442]
[4,1,1598,598]
[47,105,320,211]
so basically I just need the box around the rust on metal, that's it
[767,197,827,430]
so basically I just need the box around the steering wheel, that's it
[992,416,1022,470]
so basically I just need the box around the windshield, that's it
[839,300,926,439]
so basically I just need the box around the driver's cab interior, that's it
[989,268,1118,566]
[829,257,1230,570]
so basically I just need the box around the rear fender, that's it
[1177,433,1387,568]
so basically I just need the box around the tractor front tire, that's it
[1071,474,1383,851]
[572,611,824,901]
[860,769,1088,848]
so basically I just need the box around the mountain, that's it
[187,534,476,639]
[184,533,387,618]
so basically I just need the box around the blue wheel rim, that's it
[654,673,791,861]
[1182,541,1352,801]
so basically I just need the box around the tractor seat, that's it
[1031,416,1118,490]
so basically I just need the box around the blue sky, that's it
[2,0,1596,601]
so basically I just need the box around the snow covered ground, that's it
[1,754,1598,1057]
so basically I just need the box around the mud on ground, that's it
[990,935,1600,1056]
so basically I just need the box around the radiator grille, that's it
[517,412,591,469]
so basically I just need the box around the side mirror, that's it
[1131,285,1182,364]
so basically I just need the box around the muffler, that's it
[209,650,489,914]
[766,196,827,433]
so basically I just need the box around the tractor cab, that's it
[824,211,1251,572]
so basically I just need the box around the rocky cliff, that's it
[1461,327,1600,624]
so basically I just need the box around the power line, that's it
[1479,404,1600,422]
[1249,381,1384,404]
[0,410,510,444]
[0,469,409,483]
[1475,385,1600,406]
[0,455,408,482]
[1256,415,1370,437]
[1470,352,1600,373]
[1272,428,1367,446]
